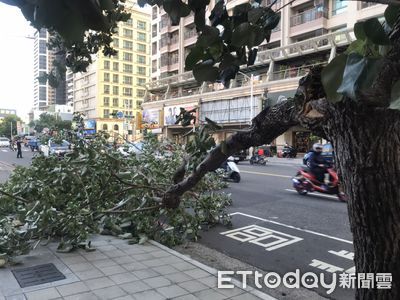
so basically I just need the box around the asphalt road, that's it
[199,160,354,300]
[0,147,34,183]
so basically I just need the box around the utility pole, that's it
[10,121,13,141]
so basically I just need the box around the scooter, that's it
[249,154,267,165]
[282,146,297,158]
[292,165,346,202]
[220,157,241,183]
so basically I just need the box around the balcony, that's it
[270,62,327,81]
[290,7,328,36]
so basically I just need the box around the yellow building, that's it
[73,2,150,142]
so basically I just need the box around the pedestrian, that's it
[16,139,23,158]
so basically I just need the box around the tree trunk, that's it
[327,102,400,299]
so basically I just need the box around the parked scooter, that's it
[282,146,297,158]
[249,154,267,165]
[292,165,346,202]
[219,156,241,183]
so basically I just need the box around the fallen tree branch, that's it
[0,189,29,203]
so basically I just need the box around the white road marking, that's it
[328,250,354,260]
[241,170,292,178]
[220,224,303,251]
[230,212,353,244]
[309,259,344,273]
[284,188,339,200]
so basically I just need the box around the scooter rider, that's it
[308,143,327,186]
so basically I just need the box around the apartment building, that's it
[73,1,150,142]
[33,29,67,111]
[143,0,385,152]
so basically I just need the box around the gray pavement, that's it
[0,235,275,300]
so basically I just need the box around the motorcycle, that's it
[249,154,267,165]
[219,157,241,183]
[292,165,346,202]
[282,146,297,158]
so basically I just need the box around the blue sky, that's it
[0,3,35,121]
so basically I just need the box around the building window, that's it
[137,66,146,75]
[137,78,146,85]
[104,97,110,107]
[113,86,119,95]
[152,24,157,38]
[136,100,143,109]
[123,52,133,61]
[123,88,132,96]
[113,62,119,71]
[39,40,47,54]
[123,63,133,73]
[137,20,146,30]
[102,124,108,130]
[114,124,119,131]
[39,55,47,69]
[137,55,146,64]
[126,18,133,26]
[104,60,110,70]
[123,28,133,37]
[104,109,110,118]
[104,85,110,94]
[112,38,119,47]
[123,75,133,84]
[123,40,133,50]
[137,89,145,98]
[137,32,146,42]
[39,86,47,100]
[39,29,47,38]
[113,98,119,107]
[104,73,110,82]
[113,74,119,83]
[333,0,348,15]
[137,43,146,53]
[360,1,377,9]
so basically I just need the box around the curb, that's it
[149,240,277,300]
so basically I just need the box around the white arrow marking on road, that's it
[328,250,354,260]
[284,188,339,200]
[310,259,344,273]
[241,170,291,178]
[230,212,353,244]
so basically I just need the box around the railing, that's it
[290,7,328,27]
[270,62,327,81]
[332,5,348,16]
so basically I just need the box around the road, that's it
[198,159,354,300]
[0,147,34,183]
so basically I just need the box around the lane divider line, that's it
[230,212,353,245]
[285,188,339,200]
[241,170,292,178]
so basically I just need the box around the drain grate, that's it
[12,263,66,288]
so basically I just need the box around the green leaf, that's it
[337,53,383,100]
[193,63,219,83]
[364,18,391,45]
[139,234,148,244]
[321,54,348,103]
[99,0,115,11]
[185,46,205,71]
[389,80,400,110]
[354,22,367,41]
[232,23,264,48]
[263,9,280,30]
[164,0,191,25]
[197,25,220,47]
[248,7,264,24]
[345,39,367,56]
[385,4,400,28]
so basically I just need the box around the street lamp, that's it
[238,71,254,124]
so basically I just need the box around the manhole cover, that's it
[12,263,66,288]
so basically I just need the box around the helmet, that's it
[313,143,323,152]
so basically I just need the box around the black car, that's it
[232,150,247,163]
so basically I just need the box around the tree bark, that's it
[326,102,400,299]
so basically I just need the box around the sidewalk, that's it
[0,235,276,300]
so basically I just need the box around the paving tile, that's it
[59,256,87,265]
[92,286,126,300]
[156,285,189,298]
[25,287,61,300]
[159,256,184,265]
[75,269,104,281]
[132,290,167,300]
[56,282,90,297]
[178,280,209,293]
[96,245,118,252]
[122,262,147,272]
[193,288,226,300]
[113,296,135,300]
[172,262,197,272]
[84,277,115,290]
[136,245,159,252]
[5,295,26,300]
[172,295,198,300]
[151,265,178,275]
[167,272,193,284]
[147,251,171,258]
[229,293,262,300]
[68,262,95,273]
[198,276,217,288]
[121,248,145,256]
[183,269,210,280]
[112,256,135,265]
[119,281,151,294]
[102,250,126,258]
[99,265,126,276]
[109,272,139,285]
[215,287,246,298]
[141,258,167,268]
[143,276,171,288]
[82,252,108,262]
[131,269,159,279]
[63,292,99,300]
[129,253,154,261]
[91,259,118,269]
